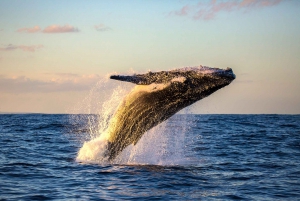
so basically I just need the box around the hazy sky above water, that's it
[0,0,299,114]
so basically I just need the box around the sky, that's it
[0,0,299,114]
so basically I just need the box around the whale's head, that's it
[176,65,235,84]
[110,65,235,94]
[164,65,236,101]
[178,66,236,92]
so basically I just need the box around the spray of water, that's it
[73,76,192,165]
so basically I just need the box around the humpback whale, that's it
[98,65,236,161]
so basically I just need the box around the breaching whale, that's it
[98,65,236,161]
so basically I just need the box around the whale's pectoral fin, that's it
[110,75,149,85]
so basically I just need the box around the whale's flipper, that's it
[110,75,149,85]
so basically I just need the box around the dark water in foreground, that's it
[0,114,299,200]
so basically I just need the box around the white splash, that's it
[75,77,191,165]
[113,113,191,166]
[77,135,109,163]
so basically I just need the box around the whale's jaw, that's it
[105,66,235,161]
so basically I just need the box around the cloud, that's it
[42,24,79,33]
[0,44,18,51]
[173,5,190,16]
[49,73,81,78]
[0,44,44,52]
[16,24,79,33]
[17,26,41,33]
[18,45,44,52]
[171,0,285,21]
[94,24,111,32]
[0,74,101,93]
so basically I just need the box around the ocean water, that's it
[0,114,300,200]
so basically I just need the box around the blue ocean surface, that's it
[0,114,299,200]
